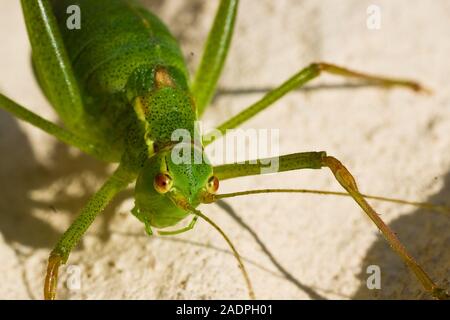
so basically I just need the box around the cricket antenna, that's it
[188,206,255,299]
[207,189,450,215]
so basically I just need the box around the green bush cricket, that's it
[0,0,448,300]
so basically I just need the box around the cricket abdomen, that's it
[52,0,188,95]
[47,0,190,157]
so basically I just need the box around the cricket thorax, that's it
[127,66,198,152]
[127,66,213,231]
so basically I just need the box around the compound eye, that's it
[206,175,219,194]
[154,173,173,194]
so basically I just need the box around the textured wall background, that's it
[0,1,449,299]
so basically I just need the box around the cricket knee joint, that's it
[44,254,64,300]
[309,62,332,73]
[432,287,450,300]
[322,156,359,192]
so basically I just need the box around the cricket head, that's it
[133,147,219,229]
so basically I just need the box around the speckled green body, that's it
[38,0,192,162]
[1,0,444,300]
[34,0,210,228]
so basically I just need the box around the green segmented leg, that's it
[192,0,239,116]
[0,94,108,158]
[158,216,198,236]
[44,164,135,300]
[21,0,85,130]
[203,62,427,145]
[205,152,449,300]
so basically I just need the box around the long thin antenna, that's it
[208,189,450,214]
[188,206,256,299]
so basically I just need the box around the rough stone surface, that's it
[0,0,449,299]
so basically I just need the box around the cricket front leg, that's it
[211,152,449,300]
[322,155,448,300]
[44,164,135,300]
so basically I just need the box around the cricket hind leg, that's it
[21,0,86,130]
[7,1,114,160]
[210,152,449,300]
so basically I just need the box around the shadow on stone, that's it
[352,171,450,299]
[216,199,328,300]
[0,111,132,250]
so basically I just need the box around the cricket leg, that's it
[203,62,427,145]
[158,216,198,236]
[21,0,85,128]
[207,152,449,300]
[192,0,239,116]
[0,93,108,159]
[44,164,135,300]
